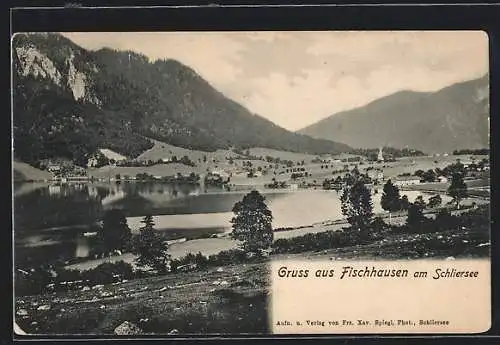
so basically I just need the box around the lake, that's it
[14,181,449,268]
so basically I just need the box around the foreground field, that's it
[16,262,270,335]
[276,227,490,261]
[15,206,490,336]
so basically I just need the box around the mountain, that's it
[12,33,351,165]
[298,76,489,154]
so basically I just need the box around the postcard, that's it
[12,30,490,336]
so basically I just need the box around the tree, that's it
[371,216,388,236]
[414,195,426,210]
[381,179,402,212]
[132,215,170,274]
[99,209,132,253]
[340,180,373,234]
[414,169,425,177]
[434,208,457,231]
[231,191,273,254]
[443,162,466,178]
[400,195,410,210]
[343,173,356,187]
[421,169,436,182]
[448,173,467,208]
[406,200,425,228]
[428,194,442,208]
[96,153,109,168]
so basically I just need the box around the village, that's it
[25,144,490,200]
[12,29,491,336]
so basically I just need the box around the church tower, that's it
[377,146,384,162]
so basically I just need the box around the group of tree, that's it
[265,178,287,189]
[381,179,450,212]
[452,148,489,156]
[441,161,467,178]
[351,147,425,160]
[94,169,469,275]
[340,178,374,240]
[94,189,276,273]
[291,172,308,179]
[380,172,467,216]
[116,155,196,168]
[263,155,304,167]
[95,210,169,273]
[412,159,488,183]
[414,169,437,183]
[323,176,343,191]
[204,173,229,186]
[340,172,471,238]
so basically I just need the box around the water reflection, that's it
[14,181,452,267]
[75,235,90,258]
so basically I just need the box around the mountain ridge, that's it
[12,33,351,165]
[298,75,489,153]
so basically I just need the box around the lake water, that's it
[14,181,448,268]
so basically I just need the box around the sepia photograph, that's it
[12,31,490,335]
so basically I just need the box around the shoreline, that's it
[61,199,486,272]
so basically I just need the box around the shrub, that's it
[208,249,248,266]
[370,217,389,237]
[82,261,135,285]
[271,228,372,255]
[15,266,54,296]
[170,249,253,273]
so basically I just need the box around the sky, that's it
[62,31,489,131]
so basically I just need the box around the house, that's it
[211,169,230,179]
[438,176,448,183]
[367,168,384,181]
[393,176,421,187]
[47,164,61,173]
[87,157,98,168]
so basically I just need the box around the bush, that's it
[428,194,442,208]
[169,249,254,273]
[271,228,372,255]
[83,261,135,285]
[370,217,389,238]
[208,249,248,265]
[15,266,54,296]
[15,261,133,296]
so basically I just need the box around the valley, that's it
[12,31,491,336]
